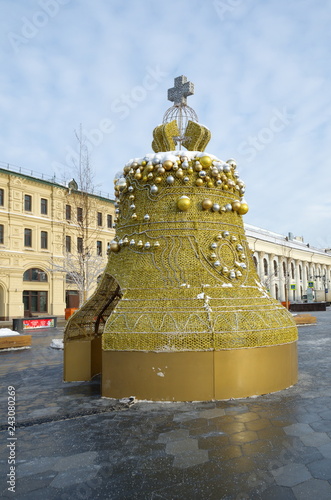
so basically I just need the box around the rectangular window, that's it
[77,237,83,253]
[66,204,71,220]
[24,194,32,211]
[24,228,32,247]
[97,212,102,226]
[41,198,48,215]
[97,240,102,256]
[66,235,71,253]
[0,188,4,206]
[41,231,48,249]
[23,291,48,313]
[77,207,83,222]
[107,214,112,228]
[0,224,3,244]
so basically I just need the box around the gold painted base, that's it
[63,336,102,382]
[102,342,298,401]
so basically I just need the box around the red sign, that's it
[22,318,55,329]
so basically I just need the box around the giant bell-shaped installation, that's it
[64,76,298,400]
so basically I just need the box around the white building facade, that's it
[246,224,331,303]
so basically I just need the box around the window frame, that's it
[23,290,48,313]
[23,268,48,282]
[24,228,32,247]
[77,207,83,223]
[77,237,83,253]
[107,214,112,228]
[40,198,48,215]
[0,188,4,206]
[66,204,71,220]
[97,212,102,226]
[41,231,48,249]
[24,194,32,212]
[97,240,102,256]
[0,224,3,244]
[65,235,71,253]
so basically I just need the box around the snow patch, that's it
[0,328,19,337]
[50,339,63,349]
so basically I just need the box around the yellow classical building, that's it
[0,164,115,320]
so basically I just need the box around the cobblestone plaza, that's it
[1,311,331,499]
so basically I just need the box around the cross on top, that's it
[167,75,194,106]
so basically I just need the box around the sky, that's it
[1,0,331,248]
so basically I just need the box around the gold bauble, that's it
[177,196,191,211]
[163,160,173,170]
[146,165,154,173]
[200,156,212,168]
[188,168,194,174]
[176,169,184,178]
[110,241,120,253]
[155,177,162,184]
[194,164,202,172]
[147,173,154,180]
[207,181,214,188]
[196,178,204,187]
[238,203,249,215]
[232,200,241,212]
[134,172,142,180]
[141,160,147,166]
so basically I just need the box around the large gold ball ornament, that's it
[232,200,241,212]
[194,164,203,172]
[177,196,191,211]
[196,178,204,187]
[110,241,120,253]
[155,177,162,184]
[187,168,194,174]
[207,181,214,188]
[238,203,249,215]
[176,169,184,178]
[200,156,212,168]
[157,167,165,175]
[163,160,173,170]
[202,199,213,210]
[134,172,142,180]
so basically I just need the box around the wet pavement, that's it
[0,310,331,499]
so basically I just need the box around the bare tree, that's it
[52,126,106,306]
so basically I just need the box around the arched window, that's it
[263,258,268,276]
[299,265,302,280]
[275,284,279,300]
[291,262,295,279]
[23,268,47,282]
[273,260,278,277]
[253,256,258,269]
[283,262,286,277]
